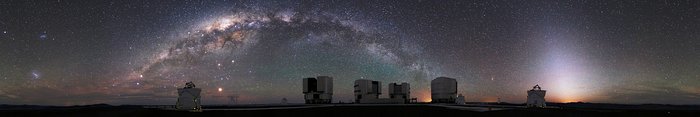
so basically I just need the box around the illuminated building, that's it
[303,76,334,104]
[526,85,547,108]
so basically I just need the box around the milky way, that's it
[111,7,441,104]
[1,0,699,105]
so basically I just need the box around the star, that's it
[32,72,40,79]
[29,70,41,80]
[39,31,47,40]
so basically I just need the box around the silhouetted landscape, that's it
[2,103,699,117]
[3,0,700,116]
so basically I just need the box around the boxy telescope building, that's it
[354,79,382,103]
[389,83,410,103]
[354,79,410,104]
[431,77,458,103]
[526,85,547,108]
[303,76,333,104]
[176,82,202,111]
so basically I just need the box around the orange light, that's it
[561,100,578,103]
[415,89,432,102]
[423,98,432,102]
[557,97,582,103]
[480,97,498,102]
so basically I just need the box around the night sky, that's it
[1,0,699,105]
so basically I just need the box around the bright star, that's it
[29,70,41,79]
[39,31,47,40]
[32,72,39,79]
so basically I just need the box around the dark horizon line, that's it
[3,101,700,107]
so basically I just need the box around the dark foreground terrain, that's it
[1,103,699,117]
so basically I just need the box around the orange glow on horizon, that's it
[558,98,582,103]
[423,98,432,102]
[550,96,585,103]
[415,89,432,102]
[479,97,499,102]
